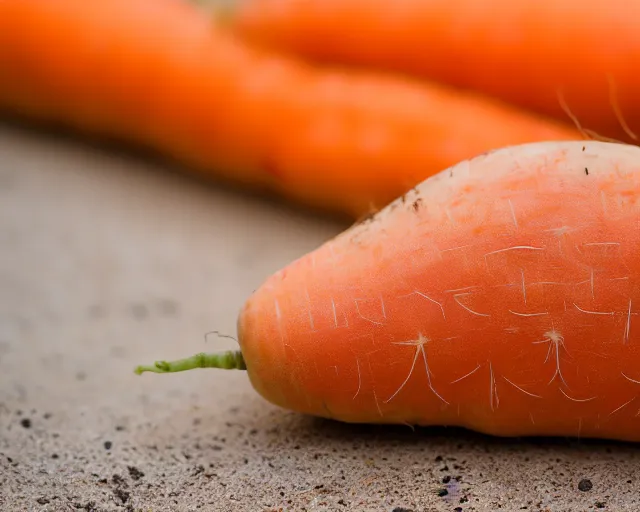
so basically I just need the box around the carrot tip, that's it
[134,350,247,375]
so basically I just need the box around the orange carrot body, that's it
[233,0,640,143]
[0,0,580,218]
[236,140,640,442]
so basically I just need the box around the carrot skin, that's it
[232,0,640,143]
[0,0,580,218]
[238,140,640,442]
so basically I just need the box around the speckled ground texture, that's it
[2,122,640,512]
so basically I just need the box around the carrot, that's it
[0,0,581,219]
[231,0,640,144]
[136,139,640,443]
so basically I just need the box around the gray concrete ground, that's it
[2,122,640,512]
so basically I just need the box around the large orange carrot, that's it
[232,0,640,144]
[0,0,580,219]
[137,140,640,443]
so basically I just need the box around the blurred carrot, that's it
[231,0,640,144]
[0,0,580,218]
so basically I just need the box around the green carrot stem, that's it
[134,350,246,375]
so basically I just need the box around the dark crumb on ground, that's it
[391,508,414,512]
[595,502,606,508]
[130,303,148,320]
[127,466,144,480]
[578,479,593,492]
[442,475,451,484]
[437,488,449,497]
[103,441,112,450]
[20,418,31,428]
[113,488,130,504]
[36,497,49,505]
[157,298,178,316]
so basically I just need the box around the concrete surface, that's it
[2,122,640,512]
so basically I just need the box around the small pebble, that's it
[578,479,593,492]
